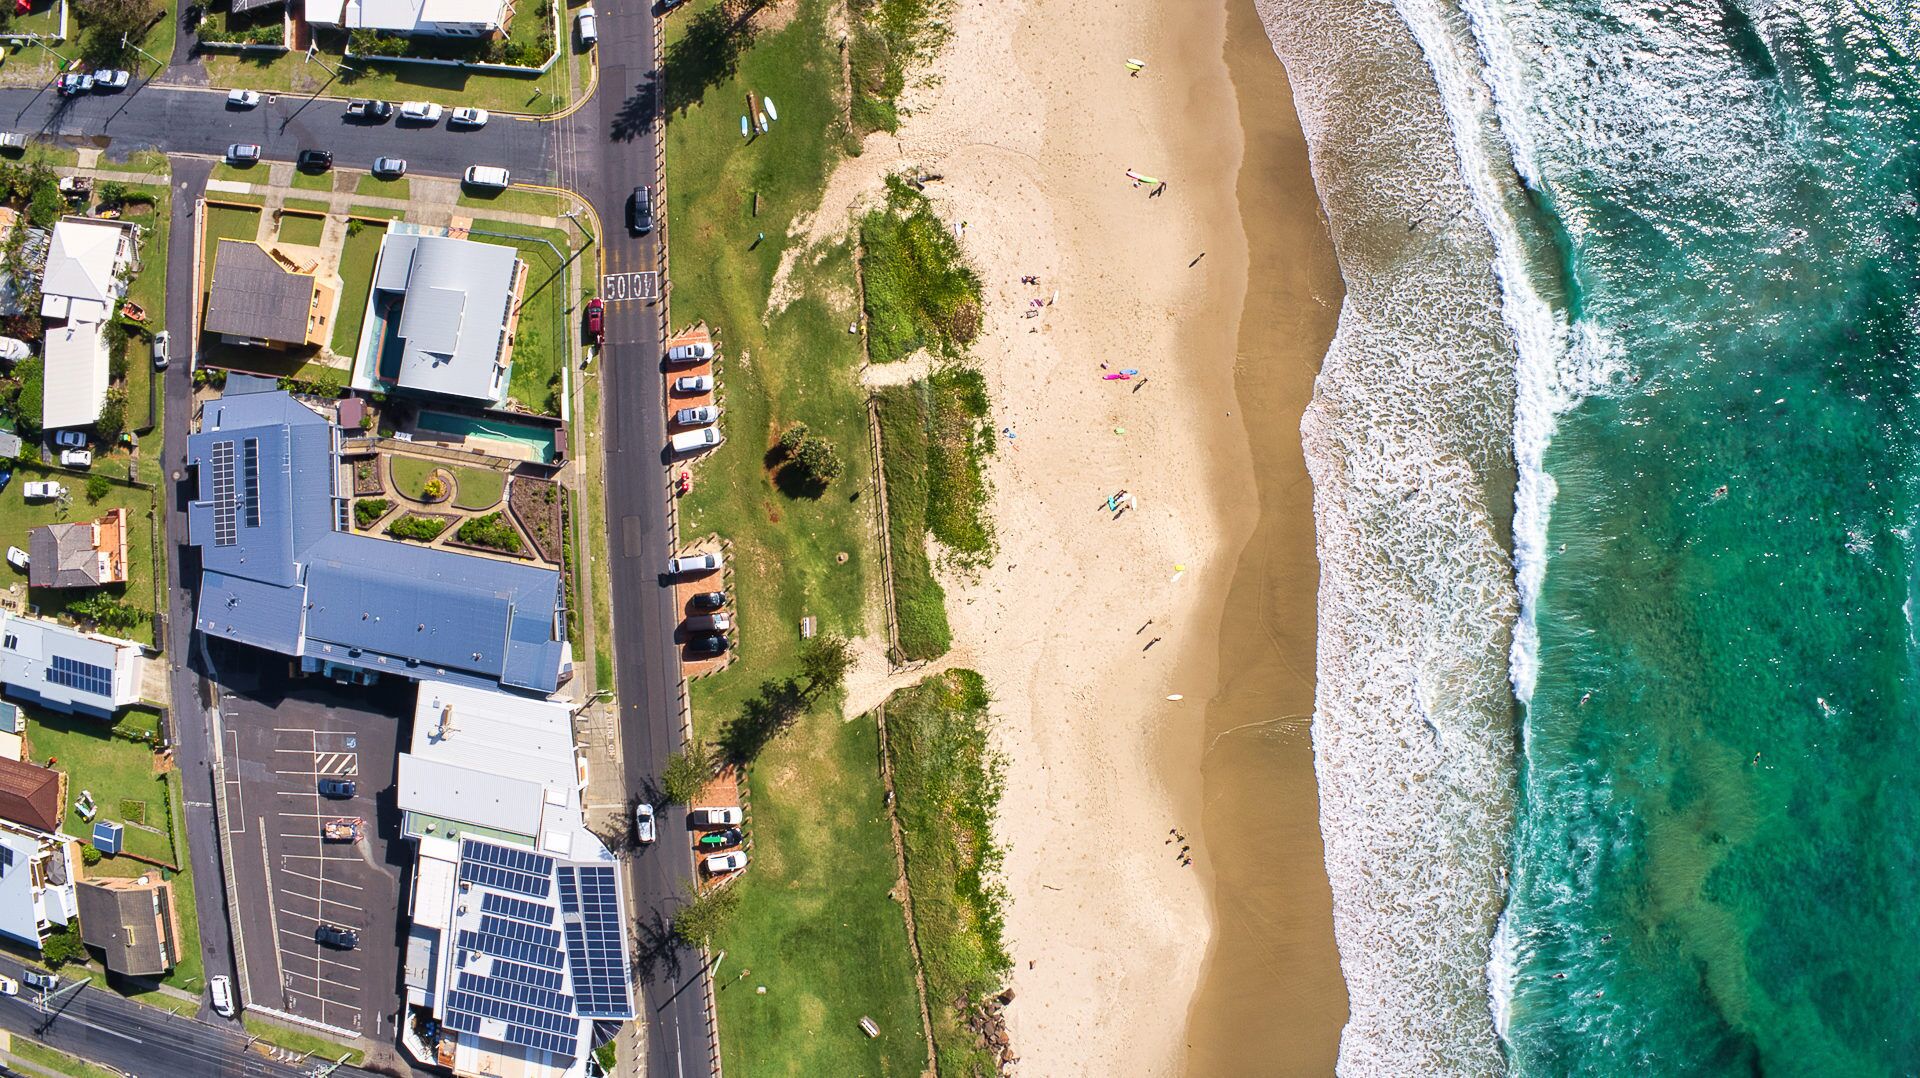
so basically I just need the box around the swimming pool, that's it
[417,411,557,464]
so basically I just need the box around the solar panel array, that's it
[558,865,631,1017]
[457,927,565,972]
[47,655,113,697]
[458,839,553,898]
[210,440,237,547]
[481,891,553,926]
[241,437,261,528]
[442,994,577,1057]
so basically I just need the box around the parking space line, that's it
[281,867,366,888]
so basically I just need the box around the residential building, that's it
[308,0,509,37]
[0,756,78,949]
[396,682,630,1078]
[76,875,179,976]
[371,231,523,407]
[28,508,130,589]
[0,610,144,718]
[40,217,137,432]
[185,386,569,694]
[204,239,336,350]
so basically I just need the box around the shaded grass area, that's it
[203,23,571,115]
[881,669,1009,1077]
[329,219,388,356]
[873,383,949,660]
[347,204,406,220]
[242,1017,367,1066]
[26,709,175,865]
[281,197,332,214]
[289,169,335,193]
[859,177,980,364]
[469,219,579,416]
[708,702,927,1077]
[120,182,171,335]
[275,210,325,246]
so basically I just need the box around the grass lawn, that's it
[24,709,175,865]
[389,455,503,509]
[0,466,161,645]
[582,377,613,686]
[106,151,171,175]
[290,169,335,193]
[353,173,409,199]
[469,219,580,416]
[243,1018,366,1066]
[873,384,949,660]
[209,162,266,186]
[275,210,325,246]
[347,204,406,221]
[119,182,171,337]
[881,670,1009,1077]
[707,702,927,1078]
[456,186,569,217]
[203,205,262,270]
[329,219,387,356]
[10,1037,119,1078]
[282,197,332,214]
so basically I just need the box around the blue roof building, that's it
[185,390,569,695]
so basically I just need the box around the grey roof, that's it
[396,754,544,837]
[186,390,567,693]
[28,520,107,588]
[0,432,20,459]
[76,879,175,976]
[0,611,137,715]
[205,240,315,345]
[375,233,519,404]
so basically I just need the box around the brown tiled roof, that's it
[0,756,62,833]
[76,878,177,976]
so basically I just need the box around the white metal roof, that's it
[40,321,108,431]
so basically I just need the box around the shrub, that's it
[422,477,447,501]
[27,181,60,229]
[348,29,412,56]
[387,514,448,542]
[95,386,128,444]
[354,498,391,529]
[776,422,808,456]
[792,435,844,486]
[70,593,144,630]
[671,883,739,948]
[660,740,716,805]
[455,513,523,553]
[96,181,127,208]
[41,919,85,967]
[80,845,102,866]
[85,473,110,502]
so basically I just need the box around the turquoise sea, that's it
[1480,0,1920,1073]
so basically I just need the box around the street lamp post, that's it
[119,32,165,75]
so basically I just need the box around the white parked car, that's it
[209,975,234,1018]
[673,405,719,426]
[151,330,170,370]
[5,547,26,571]
[23,482,65,501]
[670,427,722,454]
[703,851,746,875]
[226,88,261,108]
[666,551,723,576]
[399,101,443,123]
[667,341,715,364]
[94,69,130,91]
[450,107,489,127]
[52,430,86,449]
[672,374,713,394]
[577,7,597,45]
[463,164,511,189]
[634,803,655,844]
[58,449,91,469]
[0,974,16,996]
[689,806,743,828]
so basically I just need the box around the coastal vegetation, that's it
[860,178,981,363]
[848,0,953,135]
[874,383,952,659]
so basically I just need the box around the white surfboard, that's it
[763,96,777,122]
[740,115,749,138]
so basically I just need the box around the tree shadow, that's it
[608,75,656,143]
[660,0,767,117]
[718,676,806,765]
[771,460,827,500]
[629,905,681,987]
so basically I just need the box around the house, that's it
[185,387,570,694]
[396,682,631,1078]
[0,756,78,950]
[28,508,130,589]
[0,610,145,718]
[76,875,179,976]
[308,0,510,37]
[204,240,336,350]
[39,217,137,432]
[371,231,523,407]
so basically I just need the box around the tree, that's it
[792,436,843,485]
[71,593,143,630]
[799,632,854,697]
[776,422,809,456]
[11,356,42,438]
[85,473,110,502]
[27,180,60,229]
[41,919,86,967]
[660,739,716,805]
[95,386,127,444]
[670,883,739,948]
[78,0,158,63]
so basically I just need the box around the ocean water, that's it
[1454,0,1920,1073]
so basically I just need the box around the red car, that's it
[585,298,604,344]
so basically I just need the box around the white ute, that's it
[671,427,722,454]
[665,551,723,576]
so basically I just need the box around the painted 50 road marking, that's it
[601,271,658,302]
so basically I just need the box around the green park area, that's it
[275,210,325,246]
[389,455,507,510]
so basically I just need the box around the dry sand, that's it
[818,0,1347,1072]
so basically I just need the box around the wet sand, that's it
[1180,2,1351,1073]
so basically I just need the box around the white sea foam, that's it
[1253,0,1525,1072]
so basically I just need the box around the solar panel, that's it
[478,914,562,951]
[211,440,237,547]
[456,972,572,1016]
[444,990,579,1058]
[488,959,565,993]
[241,437,261,528]
[458,928,565,971]
[47,655,113,698]
[558,865,632,1018]
[460,839,554,898]
[481,892,555,927]
[464,839,555,876]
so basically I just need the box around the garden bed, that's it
[351,456,385,496]
[386,511,454,543]
[449,512,528,557]
[509,475,564,563]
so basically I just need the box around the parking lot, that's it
[214,648,412,1041]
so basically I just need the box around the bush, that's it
[85,473,110,502]
[455,513,523,553]
[421,477,446,501]
[354,498,391,529]
[387,514,448,542]
[27,181,60,229]
[80,845,102,866]
[671,883,739,948]
[660,739,716,805]
[792,436,844,486]
[41,919,86,967]
[776,422,808,456]
[348,29,412,56]
[96,181,127,208]
[71,593,144,630]
[95,386,128,444]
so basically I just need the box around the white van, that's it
[577,7,598,45]
[463,165,511,189]
[209,975,235,1017]
[671,427,721,454]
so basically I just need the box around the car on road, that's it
[673,374,713,394]
[463,164,511,189]
[21,970,55,991]
[703,851,746,875]
[697,827,743,851]
[209,975,234,1017]
[450,107,489,128]
[690,590,726,612]
[346,98,392,121]
[629,185,654,235]
[225,88,260,108]
[5,548,26,571]
[577,7,597,45]
[687,632,729,658]
[666,550,723,576]
[53,431,86,449]
[634,803,655,844]
[685,613,732,633]
[58,448,91,469]
[0,974,17,996]
[227,143,261,164]
[585,297,604,342]
[314,923,359,950]
[0,133,24,151]
[56,73,93,96]
[23,481,65,501]
[667,341,715,364]
[93,69,130,91]
[673,405,719,427]
[690,806,743,828]
[296,148,333,172]
[373,156,407,178]
[152,329,170,370]
[670,427,722,454]
[317,777,356,799]
[399,100,443,124]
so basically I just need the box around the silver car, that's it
[227,143,261,164]
[634,803,656,844]
[674,405,719,426]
